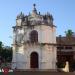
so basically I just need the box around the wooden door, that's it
[30,52,38,68]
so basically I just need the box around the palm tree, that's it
[65,29,73,38]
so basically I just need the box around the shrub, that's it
[56,61,66,68]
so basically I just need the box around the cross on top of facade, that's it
[33,4,36,9]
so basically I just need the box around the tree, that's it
[0,41,3,60]
[0,41,3,52]
[65,29,73,37]
[2,46,12,62]
[0,41,12,63]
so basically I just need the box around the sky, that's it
[0,0,75,46]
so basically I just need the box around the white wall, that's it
[15,25,56,44]
[12,24,57,69]
[13,44,57,69]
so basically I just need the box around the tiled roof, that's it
[56,37,75,45]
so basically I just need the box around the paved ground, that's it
[14,71,75,75]
[0,70,75,75]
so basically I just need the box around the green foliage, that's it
[0,41,3,53]
[0,41,2,47]
[56,61,66,68]
[0,41,12,63]
[70,60,75,71]
[65,29,73,37]
[2,47,12,62]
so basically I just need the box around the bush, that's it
[56,61,66,68]
[70,60,75,70]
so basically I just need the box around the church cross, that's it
[33,4,36,9]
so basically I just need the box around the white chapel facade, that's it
[12,4,57,70]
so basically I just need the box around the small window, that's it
[57,46,64,49]
[65,46,72,49]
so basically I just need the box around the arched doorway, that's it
[30,52,39,68]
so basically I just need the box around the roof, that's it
[56,37,75,45]
[16,4,56,27]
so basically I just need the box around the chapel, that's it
[12,4,57,70]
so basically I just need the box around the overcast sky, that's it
[0,0,75,46]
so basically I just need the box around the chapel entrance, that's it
[30,52,38,68]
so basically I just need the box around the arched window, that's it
[30,30,38,43]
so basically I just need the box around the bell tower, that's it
[12,4,57,70]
